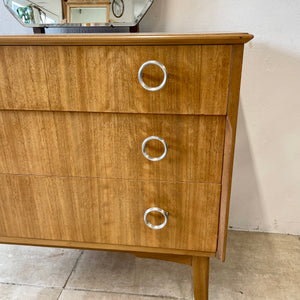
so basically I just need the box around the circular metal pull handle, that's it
[141,136,168,162]
[144,207,169,230]
[138,60,168,91]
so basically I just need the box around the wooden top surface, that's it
[0,33,253,46]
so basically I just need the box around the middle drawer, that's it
[0,111,226,183]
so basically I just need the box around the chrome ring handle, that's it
[144,207,169,230]
[138,60,168,91]
[141,136,168,162]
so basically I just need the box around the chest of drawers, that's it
[0,33,253,299]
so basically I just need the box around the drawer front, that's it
[0,111,226,183]
[0,45,231,115]
[0,174,221,252]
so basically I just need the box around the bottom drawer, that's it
[0,174,221,252]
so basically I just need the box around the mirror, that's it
[3,0,153,28]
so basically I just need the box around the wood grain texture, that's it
[62,0,68,19]
[0,33,254,46]
[0,236,216,257]
[0,111,226,183]
[193,256,209,300]
[0,47,49,111]
[0,34,253,298]
[0,174,221,252]
[216,45,245,261]
[0,45,232,115]
[216,118,233,261]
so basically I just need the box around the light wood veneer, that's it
[0,111,225,183]
[0,45,231,115]
[0,34,253,300]
[0,33,253,45]
[0,174,221,252]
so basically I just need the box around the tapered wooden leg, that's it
[192,256,209,300]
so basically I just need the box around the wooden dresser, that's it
[0,33,253,299]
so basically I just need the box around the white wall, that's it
[0,1,32,34]
[141,0,300,235]
[0,0,299,235]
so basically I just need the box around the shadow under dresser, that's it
[0,33,253,299]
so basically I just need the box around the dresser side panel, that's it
[216,44,245,261]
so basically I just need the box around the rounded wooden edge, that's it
[0,33,254,46]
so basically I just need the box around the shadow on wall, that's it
[1,0,299,234]
[229,43,300,234]
[140,0,300,234]
[229,103,264,232]
[140,0,169,31]
[144,0,300,234]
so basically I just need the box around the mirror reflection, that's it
[3,0,153,27]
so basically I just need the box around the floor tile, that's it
[59,289,174,300]
[210,231,300,300]
[1,231,299,300]
[66,251,137,293]
[135,257,193,298]
[0,244,81,288]
[66,250,193,299]
[0,283,61,300]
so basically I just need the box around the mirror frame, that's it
[3,0,154,29]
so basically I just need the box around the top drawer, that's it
[0,45,232,115]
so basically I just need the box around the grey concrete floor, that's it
[0,231,299,300]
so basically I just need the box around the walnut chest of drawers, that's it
[0,33,253,299]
